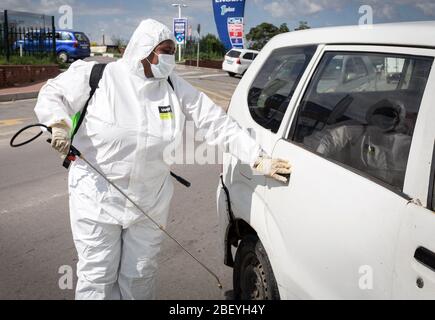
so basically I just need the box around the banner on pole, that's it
[212,0,246,50]
[173,18,188,45]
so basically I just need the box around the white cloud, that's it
[416,2,435,16]
[151,0,212,13]
[1,0,126,16]
[255,0,435,19]
[256,0,345,18]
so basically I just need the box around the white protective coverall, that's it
[34,19,261,300]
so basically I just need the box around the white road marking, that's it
[0,118,29,127]
[183,74,227,79]
[0,99,37,106]
[1,192,67,215]
[177,71,205,76]
[0,130,21,138]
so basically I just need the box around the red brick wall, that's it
[0,65,60,88]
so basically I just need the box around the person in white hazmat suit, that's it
[34,19,291,300]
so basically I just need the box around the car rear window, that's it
[291,51,434,191]
[74,33,89,43]
[59,32,73,41]
[227,50,241,58]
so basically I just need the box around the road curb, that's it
[0,65,222,103]
[176,64,223,74]
[0,91,39,102]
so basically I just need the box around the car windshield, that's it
[74,33,89,43]
[227,50,241,58]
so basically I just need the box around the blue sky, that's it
[2,0,435,44]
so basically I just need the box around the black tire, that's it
[57,51,69,63]
[233,235,280,300]
[228,72,236,77]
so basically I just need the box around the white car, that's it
[222,49,259,77]
[217,21,435,300]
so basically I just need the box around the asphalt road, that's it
[0,64,241,300]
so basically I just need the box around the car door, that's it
[44,31,54,52]
[225,45,321,238]
[240,52,254,69]
[265,45,435,299]
[24,32,36,52]
[392,55,435,299]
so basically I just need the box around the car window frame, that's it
[236,44,323,141]
[245,45,319,134]
[74,32,89,43]
[428,143,435,211]
[243,52,254,60]
[282,44,435,200]
[61,32,73,41]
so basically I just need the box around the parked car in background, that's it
[222,48,259,77]
[217,21,435,300]
[14,30,91,62]
[386,57,406,83]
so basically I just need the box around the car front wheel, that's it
[233,235,280,300]
[57,51,69,63]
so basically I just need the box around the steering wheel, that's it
[319,94,354,131]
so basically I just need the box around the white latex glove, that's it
[253,156,292,183]
[50,121,71,156]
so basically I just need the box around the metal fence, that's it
[0,10,56,61]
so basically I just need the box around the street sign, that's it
[227,17,244,49]
[173,18,188,45]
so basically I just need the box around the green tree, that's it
[246,22,290,50]
[199,33,226,59]
[111,36,127,52]
[295,21,311,31]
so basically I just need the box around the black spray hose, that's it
[10,124,191,188]
[10,124,223,289]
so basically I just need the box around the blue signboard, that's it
[212,0,246,50]
[173,18,188,45]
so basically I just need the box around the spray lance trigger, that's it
[45,127,81,169]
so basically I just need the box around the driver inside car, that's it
[304,99,411,187]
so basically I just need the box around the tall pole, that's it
[196,24,200,68]
[178,6,181,63]
[172,3,187,63]
[51,16,56,62]
[4,10,10,62]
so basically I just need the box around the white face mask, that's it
[147,51,175,79]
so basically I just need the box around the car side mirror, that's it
[345,72,358,83]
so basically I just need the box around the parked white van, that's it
[222,49,259,77]
[217,22,435,300]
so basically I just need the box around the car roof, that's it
[228,48,259,54]
[57,30,86,33]
[271,21,435,49]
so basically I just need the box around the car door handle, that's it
[414,247,435,272]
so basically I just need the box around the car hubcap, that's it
[58,53,67,63]
[240,254,268,300]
